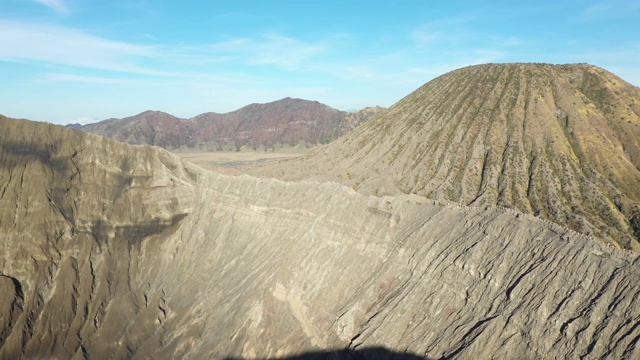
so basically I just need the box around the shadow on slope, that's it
[223,347,428,360]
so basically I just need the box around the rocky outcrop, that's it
[1,116,640,359]
[243,63,640,250]
[79,98,380,151]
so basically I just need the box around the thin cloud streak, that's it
[411,30,444,47]
[33,0,68,14]
[0,20,166,75]
[195,34,327,70]
[0,20,329,77]
[38,72,262,91]
[576,0,640,22]
[41,73,129,84]
[249,33,326,69]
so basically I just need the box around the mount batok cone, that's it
[245,63,640,250]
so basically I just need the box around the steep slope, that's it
[2,116,640,359]
[0,115,197,359]
[80,98,380,151]
[244,63,640,250]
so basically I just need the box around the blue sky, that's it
[1,0,639,125]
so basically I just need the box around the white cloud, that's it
[38,72,261,93]
[202,33,326,70]
[0,20,168,75]
[576,0,640,22]
[501,36,527,47]
[41,73,128,84]
[0,20,330,80]
[412,30,443,46]
[342,65,376,79]
[206,38,253,52]
[33,0,68,14]
[250,33,325,69]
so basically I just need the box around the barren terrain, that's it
[174,150,304,170]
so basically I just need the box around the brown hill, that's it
[244,63,640,250]
[80,110,192,148]
[79,98,381,151]
[2,115,640,358]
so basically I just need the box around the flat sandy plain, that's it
[174,150,304,171]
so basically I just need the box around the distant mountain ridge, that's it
[77,98,384,150]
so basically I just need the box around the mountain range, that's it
[76,98,383,151]
[1,62,640,359]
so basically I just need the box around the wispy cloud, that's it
[40,73,129,84]
[38,71,258,89]
[342,65,376,79]
[249,33,326,69]
[411,30,444,47]
[195,34,326,70]
[411,15,476,46]
[0,20,329,77]
[576,0,640,22]
[500,36,527,47]
[0,20,165,75]
[33,0,68,14]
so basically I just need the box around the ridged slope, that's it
[245,63,640,249]
[0,115,197,358]
[1,116,640,359]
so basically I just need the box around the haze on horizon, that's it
[0,0,638,125]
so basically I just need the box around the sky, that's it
[0,0,639,125]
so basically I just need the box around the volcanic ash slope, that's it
[1,116,640,359]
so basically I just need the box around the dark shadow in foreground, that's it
[223,346,429,360]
